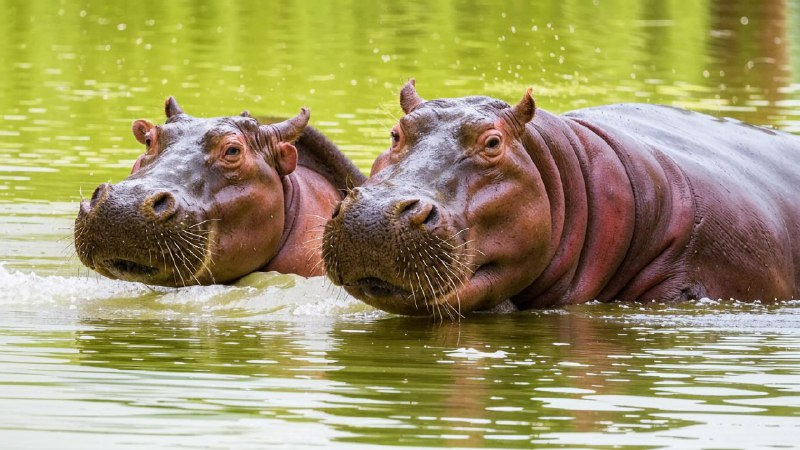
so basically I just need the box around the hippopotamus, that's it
[323,79,800,317]
[75,97,365,286]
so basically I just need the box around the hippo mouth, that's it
[103,258,160,279]
[349,277,412,300]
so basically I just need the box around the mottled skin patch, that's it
[323,80,800,317]
[75,97,364,286]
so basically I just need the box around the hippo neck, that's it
[260,126,363,277]
[262,167,340,277]
[513,109,695,307]
[295,126,366,192]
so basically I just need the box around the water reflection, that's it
[0,303,783,448]
[2,0,800,448]
[1,0,799,206]
[706,0,792,125]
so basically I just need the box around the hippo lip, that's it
[103,258,160,279]
[349,277,412,300]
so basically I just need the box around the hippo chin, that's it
[323,79,800,317]
[75,97,365,287]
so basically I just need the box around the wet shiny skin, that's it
[324,81,800,315]
[74,101,354,286]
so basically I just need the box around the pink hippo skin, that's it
[76,98,365,286]
[323,80,800,317]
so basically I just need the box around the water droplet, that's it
[740,16,749,25]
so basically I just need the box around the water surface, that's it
[2,0,800,448]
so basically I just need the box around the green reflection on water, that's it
[1,0,798,204]
[2,0,800,448]
[3,301,800,448]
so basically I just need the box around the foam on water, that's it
[0,264,378,321]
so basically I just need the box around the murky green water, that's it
[2,0,800,448]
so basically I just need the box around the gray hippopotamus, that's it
[75,97,365,286]
[323,79,800,317]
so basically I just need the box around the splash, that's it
[0,264,376,320]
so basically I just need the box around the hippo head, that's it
[74,97,309,286]
[323,80,553,317]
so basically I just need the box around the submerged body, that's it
[75,98,365,286]
[323,81,800,316]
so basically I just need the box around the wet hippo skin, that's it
[75,97,365,286]
[323,79,800,317]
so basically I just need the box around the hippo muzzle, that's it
[323,186,476,317]
[74,179,213,286]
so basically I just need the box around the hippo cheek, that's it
[437,181,552,312]
[203,190,285,283]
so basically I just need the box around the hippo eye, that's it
[225,146,241,157]
[485,136,502,149]
[390,130,400,146]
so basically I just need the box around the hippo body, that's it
[323,81,800,316]
[519,104,800,307]
[75,98,365,286]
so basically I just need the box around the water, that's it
[2,0,800,448]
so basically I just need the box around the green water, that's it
[2,0,800,448]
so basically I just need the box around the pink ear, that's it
[130,154,146,174]
[275,142,298,176]
[132,120,155,144]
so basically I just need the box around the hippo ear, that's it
[240,110,251,118]
[164,97,184,119]
[132,119,155,144]
[400,78,425,114]
[510,88,536,126]
[274,142,298,177]
[270,107,310,143]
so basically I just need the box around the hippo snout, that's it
[74,181,212,286]
[323,187,468,314]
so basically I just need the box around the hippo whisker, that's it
[306,214,330,222]
[152,238,172,282]
[162,240,185,286]
[446,228,470,240]
[301,234,326,246]
[186,218,221,229]
[175,245,202,285]
[307,258,326,278]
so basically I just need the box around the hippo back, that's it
[565,104,800,299]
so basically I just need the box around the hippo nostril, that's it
[421,203,439,227]
[143,191,178,222]
[152,194,170,215]
[396,198,420,215]
[89,183,111,209]
[397,199,437,227]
